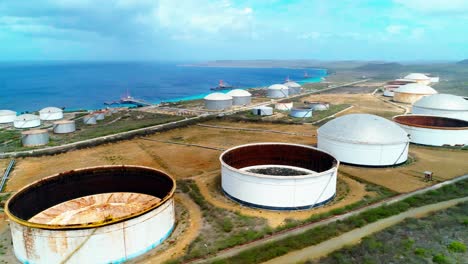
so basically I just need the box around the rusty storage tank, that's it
[221,143,339,210]
[39,107,63,121]
[53,120,76,134]
[21,129,49,147]
[318,114,410,166]
[393,115,468,146]
[412,94,468,121]
[267,84,289,98]
[93,111,106,120]
[252,106,273,116]
[284,81,302,95]
[14,114,41,129]
[226,89,252,106]
[204,92,233,110]
[0,110,17,124]
[393,83,438,104]
[275,101,293,111]
[83,114,97,125]
[290,107,313,118]
[5,165,176,264]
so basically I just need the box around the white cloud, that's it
[297,32,321,40]
[394,0,468,14]
[410,28,425,39]
[386,25,406,34]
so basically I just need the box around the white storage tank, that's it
[0,110,17,124]
[94,111,106,120]
[309,102,330,111]
[383,85,400,97]
[221,143,339,210]
[393,83,438,104]
[404,73,431,85]
[39,107,63,121]
[290,107,313,118]
[21,129,49,147]
[83,114,97,125]
[53,120,76,134]
[226,89,252,106]
[14,114,41,129]
[317,114,410,166]
[275,101,293,111]
[412,94,468,121]
[5,166,176,264]
[284,81,302,95]
[393,115,468,147]
[204,93,233,110]
[267,84,289,98]
[252,106,273,116]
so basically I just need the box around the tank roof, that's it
[413,94,468,111]
[226,89,252,97]
[404,73,431,80]
[284,81,301,88]
[39,107,63,113]
[204,92,233,100]
[318,114,409,144]
[268,84,288,90]
[15,114,40,121]
[54,120,75,124]
[21,129,48,135]
[0,110,16,116]
[394,83,438,95]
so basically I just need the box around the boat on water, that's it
[210,80,234,91]
[105,90,153,107]
[304,71,309,78]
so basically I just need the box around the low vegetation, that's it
[210,178,468,264]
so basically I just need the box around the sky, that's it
[0,0,467,61]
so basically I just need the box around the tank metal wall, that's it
[287,87,301,95]
[22,133,49,147]
[39,112,63,121]
[396,124,468,146]
[83,115,97,125]
[0,114,16,123]
[393,93,429,104]
[290,108,313,118]
[411,107,468,121]
[53,122,76,134]
[383,90,395,97]
[94,112,105,120]
[204,99,233,110]
[275,103,293,111]
[251,107,273,116]
[9,198,175,264]
[232,96,251,106]
[221,166,337,210]
[317,136,409,166]
[14,119,41,129]
[267,89,289,98]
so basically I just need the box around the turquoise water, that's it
[0,62,326,112]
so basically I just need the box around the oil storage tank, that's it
[83,114,97,125]
[221,143,339,210]
[0,110,17,124]
[275,101,293,111]
[14,114,41,129]
[39,107,63,121]
[290,107,313,118]
[5,165,176,264]
[267,84,289,98]
[252,106,273,116]
[284,81,302,95]
[403,73,431,85]
[317,114,410,166]
[204,93,233,110]
[21,129,49,147]
[393,115,468,146]
[412,94,468,121]
[393,83,438,104]
[226,89,252,106]
[93,111,106,120]
[53,120,76,134]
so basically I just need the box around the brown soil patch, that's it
[302,93,404,119]
[340,145,468,193]
[6,121,315,192]
[195,171,369,228]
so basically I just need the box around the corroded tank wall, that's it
[393,115,468,146]
[21,130,49,147]
[220,143,339,210]
[393,92,429,104]
[412,106,468,121]
[53,120,76,134]
[5,166,176,264]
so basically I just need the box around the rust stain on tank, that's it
[22,226,38,259]
[393,115,468,130]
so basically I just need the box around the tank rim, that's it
[393,114,468,130]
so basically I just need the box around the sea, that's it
[0,62,327,113]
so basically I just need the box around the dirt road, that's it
[264,196,468,264]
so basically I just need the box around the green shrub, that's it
[432,253,451,264]
[222,218,233,233]
[447,241,466,253]
[414,247,427,256]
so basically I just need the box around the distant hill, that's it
[457,59,468,64]
[355,62,403,71]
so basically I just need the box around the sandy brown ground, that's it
[5,121,316,192]
[302,93,404,118]
[341,145,468,193]
[195,170,368,228]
